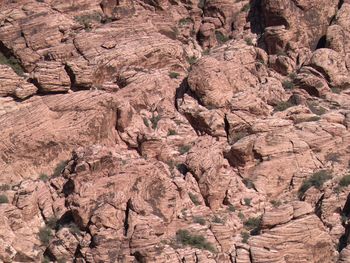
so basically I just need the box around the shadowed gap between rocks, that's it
[339,193,350,251]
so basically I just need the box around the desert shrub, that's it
[215,31,229,44]
[238,212,245,220]
[243,178,254,189]
[39,173,49,182]
[244,216,261,230]
[241,3,250,12]
[212,215,224,224]
[241,231,250,243]
[176,229,216,252]
[46,216,58,229]
[150,113,161,129]
[299,170,332,197]
[282,80,294,90]
[244,37,253,46]
[0,51,24,76]
[189,193,200,206]
[325,152,340,163]
[274,101,294,112]
[179,17,192,26]
[227,204,236,212]
[42,257,50,263]
[179,145,191,155]
[38,226,53,246]
[0,194,9,204]
[307,101,326,115]
[244,198,252,206]
[167,129,177,136]
[0,184,10,191]
[143,117,149,127]
[270,200,282,208]
[187,56,197,65]
[169,72,180,79]
[193,216,206,225]
[231,131,249,143]
[339,174,350,188]
[52,160,68,178]
[75,12,102,30]
[68,222,81,235]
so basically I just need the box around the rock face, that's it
[0,0,350,262]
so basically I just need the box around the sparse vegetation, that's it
[274,101,294,112]
[331,87,341,94]
[339,174,350,188]
[212,215,224,224]
[241,3,250,12]
[42,257,50,263]
[241,231,250,243]
[52,160,68,178]
[282,80,294,90]
[179,145,191,155]
[39,173,49,182]
[238,212,245,220]
[169,72,180,79]
[298,170,332,197]
[68,222,81,235]
[325,152,340,163]
[227,204,236,212]
[307,101,326,115]
[231,131,249,143]
[176,229,216,252]
[179,17,192,26]
[215,31,229,44]
[189,192,201,206]
[38,226,53,246]
[243,178,254,189]
[167,129,177,136]
[294,116,321,123]
[0,51,25,76]
[244,37,253,46]
[244,198,252,206]
[75,12,102,31]
[193,216,206,225]
[46,216,58,229]
[244,216,261,230]
[187,56,197,65]
[143,117,150,127]
[0,184,10,191]
[0,194,9,204]
[150,113,161,129]
[270,199,282,208]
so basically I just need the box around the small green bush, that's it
[244,37,253,46]
[169,72,180,79]
[215,31,229,44]
[150,113,161,129]
[339,174,350,188]
[187,56,197,65]
[243,178,254,189]
[52,161,68,178]
[167,129,177,136]
[299,170,332,197]
[68,222,81,235]
[244,198,252,206]
[227,204,236,212]
[212,215,224,224]
[244,216,261,230]
[241,231,250,243]
[241,3,250,12]
[270,200,282,208]
[42,257,50,263]
[189,193,200,206]
[176,229,216,252]
[179,145,191,155]
[0,52,25,76]
[282,80,294,90]
[179,17,192,26]
[39,173,49,182]
[238,212,245,220]
[0,184,10,191]
[193,216,206,225]
[325,153,340,163]
[46,216,58,229]
[143,117,150,127]
[0,194,9,204]
[38,226,53,246]
[307,102,326,115]
[274,101,294,112]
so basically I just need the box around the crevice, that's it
[0,41,26,76]
[315,35,327,49]
[123,199,131,236]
